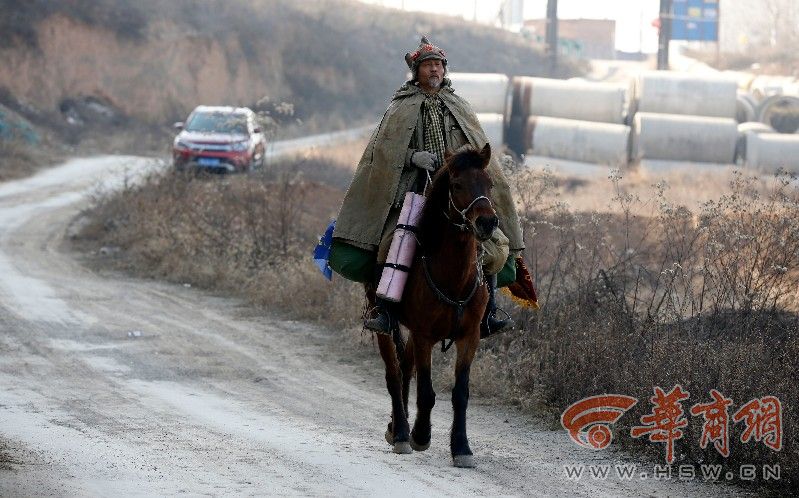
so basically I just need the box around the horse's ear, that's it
[444,148,454,161]
[479,143,491,167]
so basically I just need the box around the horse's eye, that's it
[452,183,463,191]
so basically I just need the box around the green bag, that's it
[330,239,515,287]
[496,255,517,288]
[328,239,376,283]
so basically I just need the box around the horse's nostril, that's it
[476,216,498,234]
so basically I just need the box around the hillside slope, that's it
[0,0,579,133]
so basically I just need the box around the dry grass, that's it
[488,160,798,489]
[0,137,54,181]
[75,146,797,490]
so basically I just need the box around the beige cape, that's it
[333,79,524,252]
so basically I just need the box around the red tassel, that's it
[502,257,539,310]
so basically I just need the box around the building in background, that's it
[499,0,525,30]
[523,18,616,59]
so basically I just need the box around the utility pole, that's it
[546,0,558,74]
[657,0,672,70]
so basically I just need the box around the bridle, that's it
[444,190,494,232]
[423,168,495,232]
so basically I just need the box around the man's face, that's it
[417,59,444,92]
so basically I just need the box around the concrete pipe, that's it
[447,73,511,115]
[744,132,799,173]
[528,116,631,167]
[736,122,775,164]
[512,76,628,124]
[738,122,775,134]
[736,92,757,123]
[632,113,738,164]
[636,71,738,119]
[756,95,799,134]
[476,113,504,148]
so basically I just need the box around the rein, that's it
[421,247,485,352]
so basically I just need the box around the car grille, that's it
[192,143,232,152]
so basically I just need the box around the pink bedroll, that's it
[377,192,426,302]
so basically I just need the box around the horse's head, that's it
[439,143,499,242]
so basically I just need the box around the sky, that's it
[356,0,662,52]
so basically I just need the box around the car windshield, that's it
[185,112,248,134]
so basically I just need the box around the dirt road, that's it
[0,155,744,496]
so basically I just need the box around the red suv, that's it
[172,106,266,173]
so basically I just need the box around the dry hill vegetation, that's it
[0,0,581,180]
[75,144,797,491]
[0,0,581,139]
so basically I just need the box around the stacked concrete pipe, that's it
[629,72,742,166]
[735,122,775,162]
[447,73,511,149]
[729,74,799,169]
[527,116,630,167]
[744,132,799,173]
[632,113,738,164]
[447,73,511,115]
[475,113,504,150]
[736,92,758,123]
[755,95,799,134]
[508,76,630,162]
[447,70,798,172]
[634,71,738,119]
[517,77,627,124]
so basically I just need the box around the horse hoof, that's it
[410,436,430,452]
[385,429,393,446]
[393,441,413,454]
[452,454,475,468]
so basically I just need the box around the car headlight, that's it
[231,141,249,151]
[174,139,193,150]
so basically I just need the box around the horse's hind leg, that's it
[377,334,412,454]
[410,339,434,451]
[451,332,480,468]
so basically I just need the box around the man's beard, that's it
[425,75,442,88]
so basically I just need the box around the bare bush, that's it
[489,162,798,489]
[78,151,362,325]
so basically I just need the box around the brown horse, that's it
[371,143,498,468]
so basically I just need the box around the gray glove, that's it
[411,151,438,172]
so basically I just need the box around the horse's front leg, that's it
[451,329,480,467]
[377,334,412,454]
[410,338,434,451]
[401,335,415,419]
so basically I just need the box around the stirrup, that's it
[364,306,393,335]
[480,307,513,339]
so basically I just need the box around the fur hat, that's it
[405,36,447,79]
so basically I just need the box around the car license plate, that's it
[198,157,220,166]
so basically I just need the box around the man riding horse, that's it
[330,36,525,335]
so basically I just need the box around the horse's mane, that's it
[418,147,485,247]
